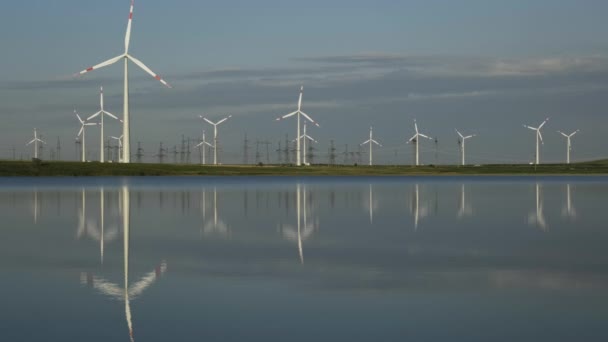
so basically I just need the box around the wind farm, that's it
[3,1,608,342]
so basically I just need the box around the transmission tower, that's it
[243,133,250,165]
[259,140,272,164]
[157,142,167,163]
[105,139,112,162]
[255,140,261,164]
[284,135,290,164]
[276,141,283,164]
[328,140,336,166]
[172,146,178,164]
[75,139,81,161]
[56,137,61,161]
[136,142,144,163]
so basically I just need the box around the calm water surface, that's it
[1,176,608,342]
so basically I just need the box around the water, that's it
[1,176,608,342]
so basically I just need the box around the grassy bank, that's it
[1,160,608,176]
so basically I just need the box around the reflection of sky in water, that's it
[1,176,608,341]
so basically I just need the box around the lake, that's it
[1,176,608,342]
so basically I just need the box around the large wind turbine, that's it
[276,86,320,166]
[87,87,119,163]
[200,115,232,165]
[407,119,432,166]
[523,118,549,165]
[75,110,98,162]
[292,121,318,166]
[76,0,171,164]
[456,129,476,166]
[26,128,45,159]
[110,135,124,162]
[361,126,382,166]
[195,130,213,165]
[557,130,579,164]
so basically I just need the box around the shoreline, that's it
[1,160,607,177]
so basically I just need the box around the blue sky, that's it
[1,0,607,163]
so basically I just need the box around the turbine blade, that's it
[571,130,580,137]
[419,133,432,140]
[539,118,549,129]
[104,111,119,120]
[75,111,84,124]
[127,55,172,88]
[456,130,464,139]
[125,0,134,53]
[300,111,320,127]
[277,111,297,121]
[407,134,417,143]
[203,118,215,126]
[524,125,537,131]
[78,126,84,137]
[26,139,36,145]
[216,115,232,125]
[87,111,102,121]
[538,131,544,144]
[361,139,371,145]
[77,55,124,76]
[558,131,568,137]
[372,139,382,146]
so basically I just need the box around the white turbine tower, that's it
[557,130,579,164]
[200,115,232,165]
[195,130,213,165]
[110,135,124,163]
[75,111,98,162]
[523,118,549,165]
[276,86,320,166]
[88,87,119,163]
[407,119,432,166]
[456,129,476,166]
[360,126,382,166]
[76,0,171,164]
[26,128,45,159]
[292,121,318,166]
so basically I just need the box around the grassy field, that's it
[1,160,607,176]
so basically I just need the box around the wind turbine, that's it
[523,118,549,165]
[75,110,98,162]
[200,115,232,165]
[276,86,320,166]
[456,129,476,166]
[87,87,119,163]
[195,130,213,165]
[76,0,171,163]
[110,135,124,163]
[557,130,579,164]
[360,126,382,166]
[407,119,432,166]
[292,121,318,166]
[26,128,45,159]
